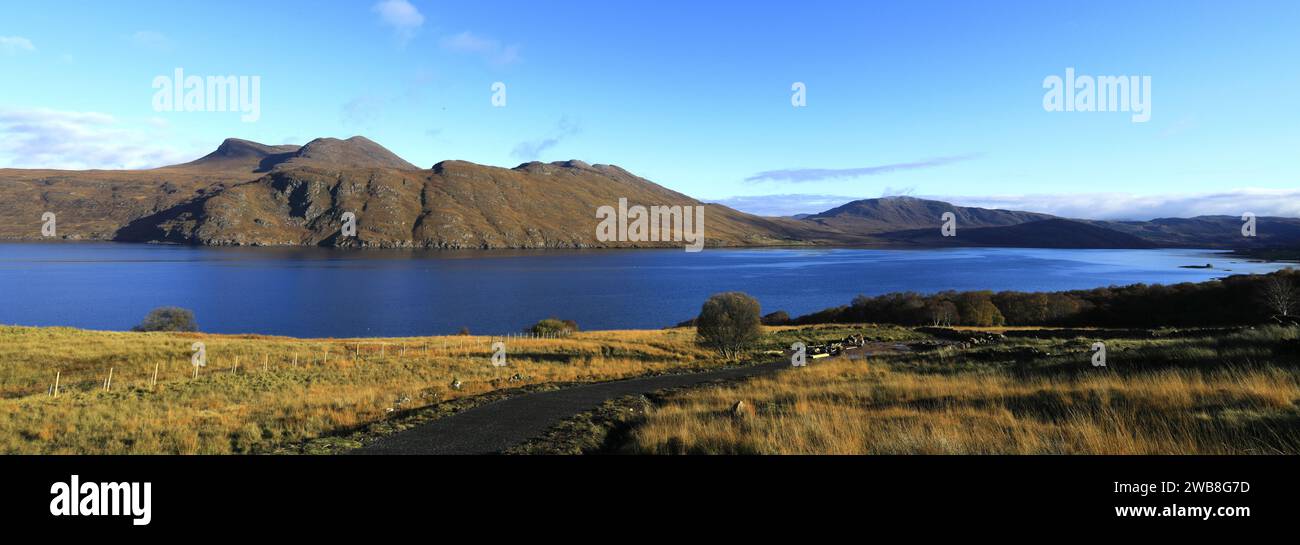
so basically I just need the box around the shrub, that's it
[132,307,198,332]
[527,318,578,337]
[696,292,762,359]
[761,310,791,326]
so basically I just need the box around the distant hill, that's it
[877,218,1155,249]
[3,136,1299,250]
[1091,216,1300,249]
[804,196,1055,233]
[181,136,418,173]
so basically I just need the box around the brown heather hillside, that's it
[4,135,1298,250]
[120,159,860,248]
[805,195,1055,233]
[0,136,419,241]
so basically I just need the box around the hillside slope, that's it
[805,196,1055,233]
[118,159,860,248]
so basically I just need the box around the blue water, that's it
[0,243,1289,337]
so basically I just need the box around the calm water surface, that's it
[0,243,1289,337]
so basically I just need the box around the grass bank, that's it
[622,325,1300,454]
[0,325,727,454]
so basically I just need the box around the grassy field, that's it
[0,325,728,454]
[6,323,1299,455]
[625,325,1300,454]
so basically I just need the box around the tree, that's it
[696,292,763,359]
[132,307,198,332]
[1262,275,1298,318]
[956,292,1005,327]
[926,299,959,326]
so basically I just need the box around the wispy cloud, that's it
[373,0,425,43]
[511,117,580,160]
[715,189,1300,220]
[745,154,984,184]
[128,31,171,51]
[0,36,35,55]
[711,194,862,217]
[0,108,197,170]
[339,68,438,127]
[440,31,520,66]
[340,94,385,127]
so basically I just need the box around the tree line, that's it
[779,270,1299,328]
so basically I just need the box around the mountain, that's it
[3,136,1299,250]
[180,136,418,174]
[0,136,421,241]
[179,138,301,173]
[1091,216,1300,249]
[804,196,1055,233]
[114,155,859,248]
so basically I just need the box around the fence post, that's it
[53,371,60,397]
[104,367,113,392]
[152,361,160,389]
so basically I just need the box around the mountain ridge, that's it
[3,136,1298,251]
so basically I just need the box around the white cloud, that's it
[0,36,36,55]
[931,190,1300,221]
[716,189,1300,220]
[0,108,198,170]
[373,0,425,42]
[440,31,520,65]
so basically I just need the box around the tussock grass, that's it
[629,327,1300,454]
[0,325,725,454]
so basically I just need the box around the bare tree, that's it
[1262,275,1298,318]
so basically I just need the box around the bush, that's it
[527,318,578,337]
[132,307,198,332]
[696,292,762,359]
[761,310,791,326]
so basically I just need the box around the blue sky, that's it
[2,0,1298,219]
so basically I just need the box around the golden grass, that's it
[0,325,724,454]
[630,342,1300,455]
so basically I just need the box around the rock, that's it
[731,400,755,419]
[450,378,462,390]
